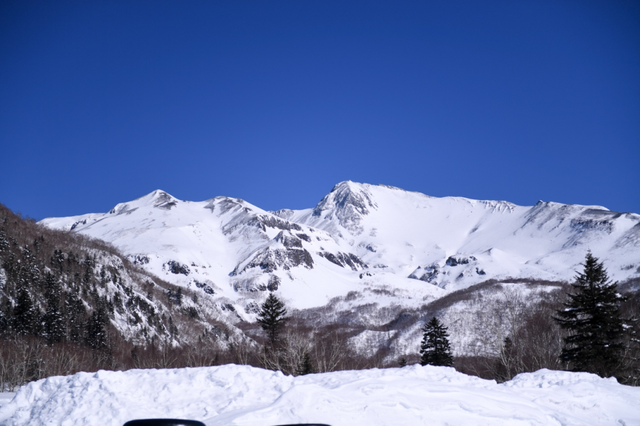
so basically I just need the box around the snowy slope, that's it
[283,182,640,291]
[40,182,640,320]
[40,189,395,315]
[1,365,638,426]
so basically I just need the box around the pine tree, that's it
[555,252,625,377]
[65,290,86,343]
[0,297,10,336]
[85,306,108,351]
[42,272,65,343]
[12,284,40,336]
[257,293,287,347]
[420,316,454,367]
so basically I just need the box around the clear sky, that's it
[1,0,639,220]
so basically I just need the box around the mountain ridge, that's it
[39,181,639,320]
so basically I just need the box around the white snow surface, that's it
[39,182,640,317]
[0,364,638,426]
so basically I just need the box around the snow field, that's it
[0,364,638,426]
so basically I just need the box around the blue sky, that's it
[1,0,639,220]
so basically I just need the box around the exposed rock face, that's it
[205,197,246,215]
[409,265,439,283]
[151,191,178,210]
[271,208,294,220]
[70,219,87,230]
[312,181,378,235]
[318,251,368,271]
[446,256,475,267]
[274,231,303,248]
[259,215,302,232]
[130,255,150,265]
[230,246,314,276]
[296,233,311,242]
[164,260,190,276]
[194,280,215,295]
[267,275,281,291]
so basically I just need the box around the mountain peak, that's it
[109,189,179,215]
[312,181,377,234]
[330,180,361,191]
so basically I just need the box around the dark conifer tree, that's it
[50,249,65,273]
[257,293,287,347]
[420,316,454,367]
[555,252,625,377]
[65,290,87,343]
[12,284,40,336]
[0,230,9,254]
[86,306,108,351]
[0,297,10,335]
[42,273,65,343]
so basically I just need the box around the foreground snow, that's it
[0,365,638,426]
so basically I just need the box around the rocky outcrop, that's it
[318,251,368,271]
[312,181,378,234]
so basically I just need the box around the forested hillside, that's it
[0,204,245,389]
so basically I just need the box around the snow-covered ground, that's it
[0,365,638,426]
[0,393,15,411]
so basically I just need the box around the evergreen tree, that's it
[42,272,65,343]
[420,316,454,367]
[555,252,625,377]
[65,290,86,343]
[257,293,287,347]
[12,284,40,336]
[0,297,10,336]
[85,306,108,351]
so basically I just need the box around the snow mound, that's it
[0,365,638,426]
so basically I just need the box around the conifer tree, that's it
[85,306,108,351]
[257,293,287,347]
[42,272,65,343]
[555,252,625,377]
[65,290,86,343]
[420,316,454,367]
[12,284,40,336]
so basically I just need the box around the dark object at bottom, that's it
[123,420,331,426]
[124,420,205,426]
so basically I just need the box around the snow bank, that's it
[0,365,638,426]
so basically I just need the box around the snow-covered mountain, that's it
[40,182,640,313]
